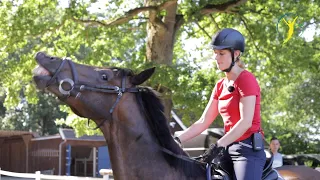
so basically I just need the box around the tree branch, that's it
[158,0,177,11]
[303,42,320,51]
[149,0,178,31]
[71,17,108,27]
[174,14,185,32]
[209,14,221,31]
[312,46,320,51]
[238,15,260,51]
[195,22,211,39]
[232,7,268,16]
[173,14,185,44]
[200,0,248,15]
[72,6,157,27]
[71,0,176,28]
[239,15,272,57]
[147,9,167,30]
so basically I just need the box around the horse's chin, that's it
[33,63,53,90]
[33,75,52,90]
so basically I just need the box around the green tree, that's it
[0,92,68,136]
[0,0,319,154]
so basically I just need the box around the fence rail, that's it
[0,168,113,180]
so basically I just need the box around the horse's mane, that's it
[115,68,205,177]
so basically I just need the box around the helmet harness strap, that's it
[222,48,235,72]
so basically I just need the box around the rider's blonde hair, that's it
[236,57,245,69]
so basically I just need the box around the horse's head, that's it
[32,52,155,121]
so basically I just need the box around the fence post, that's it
[99,169,113,180]
[35,171,41,180]
[103,174,109,180]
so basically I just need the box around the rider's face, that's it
[213,49,232,71]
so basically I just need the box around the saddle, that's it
[206,154,284,180]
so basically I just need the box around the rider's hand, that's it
[200,143,224,163]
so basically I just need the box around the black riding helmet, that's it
[211,28,245,72]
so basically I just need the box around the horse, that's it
[32,52,320,180]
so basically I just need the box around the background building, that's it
[0,129,111,177]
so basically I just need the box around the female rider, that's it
[176,28,266,180]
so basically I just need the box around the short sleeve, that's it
[236,72,260,97]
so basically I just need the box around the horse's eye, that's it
[102,74,108,81]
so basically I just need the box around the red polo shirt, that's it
[213,70,262,142]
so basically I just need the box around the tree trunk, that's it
[145,0,180,121]
[156,84,173,125]
[145,0,178,65]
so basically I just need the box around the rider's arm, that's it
[177,93,219,143]
[217,95,256,147]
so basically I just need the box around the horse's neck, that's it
[100,118,181,180]
[98,96,195,180]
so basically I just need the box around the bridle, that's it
[45,57,141,129]
[44,57,206,166]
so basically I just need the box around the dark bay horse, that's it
[32,52,320,180]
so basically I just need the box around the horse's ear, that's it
[131,67,155,85]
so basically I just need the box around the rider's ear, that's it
[234,50,241,58]
[131,67,155,85]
